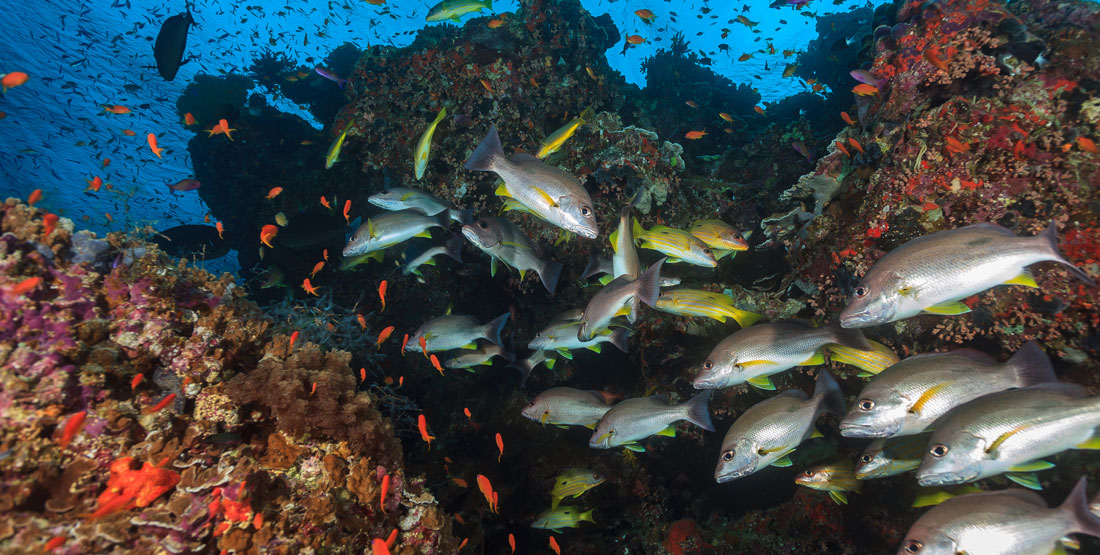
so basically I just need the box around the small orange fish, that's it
[310,382,317,396]
[11,276,41,296]
[476,474,497,513]
[360,367,367,383]
[42,213,58,237]
[487,18,504,28]
[183,112,197,126]
[28,188,42,206]
[685,100,698,108]
[835,140,851,157]
[301,278,320,296]
[718,112,733,123]
[44,536,66,551]
[924,48,949,71]
[104,212,113,224]
[418,414,435,449]
[944,136,970,154]
[145,393,176,414]
[549,536,561,555]
[398,376,404,387]
[253,513,263,529]
[323,248,329,261]
[380,474,390,511]
[84,176,103,192]
[738,53,753,62]
[626,35,646,45]
[310,261,325,278]
[495,433,503,462]
[101,158,110,168]
[852,83,879,96]
[451,477,468,488]
[215,222,224,240]
[401,334,409,355]
[754,105,767,116]
[343,199,352,223]
[371,539,390,555]
[419,335,428,359]
[58,410,87,448]
[131,374,144,390]
[147,133,164,159]
[320,195,331,209]
[122,129,137,137]
[378,280,388,312]
[376,326,395,349]
[266,187,283,199]
[218,118,235,140]
[259,224,278,248]
[480,79,493,93]
[1077,136,1098,154]
[684,130,707,140]
[847,137,865,155]
[290,330,300,350]
[1,71,29,92]
[430,354,444,375]
[464,407,472,419]
[635,9,656,23]
[840,111,857,126]
[458,539,468,550]
[508,533,516,554]
[358,314,367,330]
[102,105,131,115]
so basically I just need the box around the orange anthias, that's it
[417,414,435,450]
[684,130,707,140]
[835,140,851,158]
[852,83,879,96]
[847,137,865,155]
[84,176,103,192]
[310,261,325,278]
[320,195,331,209]
[58,410,87,448]
[476,474,497,513]
[266,186,283,199]
[1,71,29,92]
[343,199,352,223]
[42,213,59,237]
[28,188,42,206]
[147,133,164,159]
[840,112,857,126]
[495,433,504,462]
[549,536,561,555]
[945,136,970,154]
[1077,136,1098,154]
[378,280,388,312]
[626,35,645,45]
[429,354,444,375]
[376,326,395,349]
[102,105,131,115]
[10,276,42,296]
[260,224,278,248]
[379,474,390,511]
[215,222,225,240]
[301,278,320,296]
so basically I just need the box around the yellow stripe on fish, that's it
[633,219,717,267]
[656,288,762,328]
[825,339,899,376]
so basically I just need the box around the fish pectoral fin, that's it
[666,257,683,264]
[909,382,953,416]
[1059,536,1081,551]
[623,444,646,453]
[597,275,613,286]
[494,183,512,198]
[828,491,848,505]
[799,350,826,366]
[414,230,433,238]
[585,344,602,354]
[746,375,777,391]
[545,359,556,370]
[614,305,632,317]
[809,426,824,439]
[490,257,499,277]
[1008,460,1055,472]
[1075,436,1100,450]
[911,488,954,508]
[519,269,527,281]
[1005,472,1043,490]
[367,219,377,239]
[531,186,558,208]
[771,454,794,467]
[556,349,573,360]
[1003,270,1038,288]
[922,301,972,315]
[656,426,677,437]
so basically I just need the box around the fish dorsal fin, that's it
[909,382,952,415]
[922,301,972,315]
[746,375,776,390]
[1003,270,1038,288]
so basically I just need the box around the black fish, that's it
[153,1,195,81]
[151,225,229,259]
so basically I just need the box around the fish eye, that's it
[860,454,873,463]
[854,286,868,297]
[802,469,815,477]
[703,248,712,255]
[929,443,949,457]
[858,399,875,411]
[581,207,592,217]
[722,450,735,462]
[903,540,923,553]
[478,221,488,229]
[702,360,713,370]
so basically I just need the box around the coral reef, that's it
[0,199,457,553]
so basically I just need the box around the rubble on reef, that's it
[0,199,458,553]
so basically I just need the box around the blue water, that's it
[0,0,877,276]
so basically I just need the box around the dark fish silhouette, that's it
[153,2,195,81]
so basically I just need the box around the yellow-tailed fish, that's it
[655,288,762,328]
[589,391,713,452]
[426,0,493,23]
[530,505,595,533]
[549,468,605,509]
[407,313,510,354]
[910,484,982,508]
[795,460,863,505]
[688,219,749,260]
[461,216,564,294]
[414,106,447,180]
[325,121,353,169]
[536,107,594,159]
[342,210,448,259]
[855,432,931,480]
[521,387,613,429]
[633,219,716,267]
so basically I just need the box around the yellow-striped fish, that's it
[855,432,931,479]
[550,468,605,509]
[414,106,447,180]
[325,121,354,170]
[689,219,749,260]
[537,107,594,159]
[795,460,862,505]
[633,219,716,267]
[655,288,762,328]
[531,505,596,533]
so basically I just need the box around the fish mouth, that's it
[714,467,750,484]
[916,468,976,487]
[692,375,723,390]
[838,308,876,328]
[838,421,892,439]
[567,223,599,240]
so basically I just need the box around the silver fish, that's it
[714,371,844,483]
[580,254,679,287]
[694,319,897,392]
[589,390,713,451]
[443,343,514,370]
[462,216,563,294]
[609,205,640,280]
[840,222,1095,328]
[401,235,464,276]
[915,383,1100,489]
[407,313,510,354]
[840,341,1055,438]
[343,209,448,258]
[464,125,598,239]
[528,317,630,358]
[576,258,664,341]
[521,387,614,428]
[897,477,1100,555]
[368,187,472,224]
[856,433,932,479]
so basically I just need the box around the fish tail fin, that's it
[633,257,665,308]
[1006,340,1056,386]
[813,369,846,417]
[1061,477,1100,538]
[626,298,639,324]
[579,107,595,124]
[507,357,535,386]
[539,260,563,294]
[580,252,606,281]
[609,328,631,353]
[830,325,873,351]
[443,234,465,263]
[580,509,596,524]
[682,390,715,432]
[464,125,503,172]
[1040,220,1097,285]
[449,208,474,225]
[499,348,516,363]
[433,105,447,124]
[729,307,763,328]
[483,313,510,347]
[631,217,645,241]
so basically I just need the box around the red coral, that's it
[90,457,180,518]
